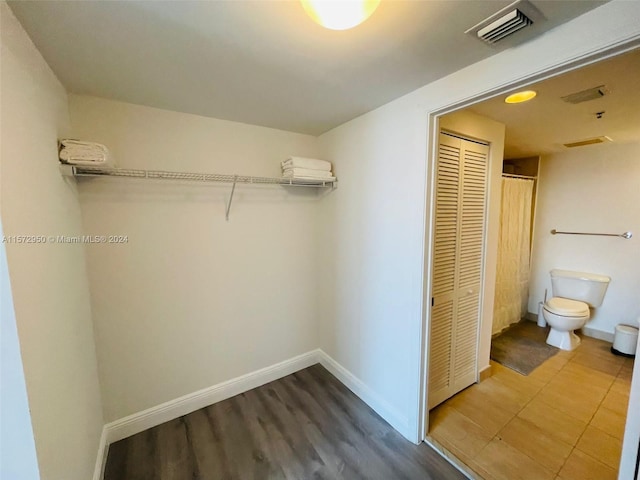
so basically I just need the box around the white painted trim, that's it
[419,108,442,442]
[582,326,615,343]
[419,32,640,443]
[317,349,412,442]
[96,349,414,479]
[619,334,640,479]
[103,350,321,445]
[424,437,474,479]
[92,426,108,480]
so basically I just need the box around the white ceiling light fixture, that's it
[505,90,537,104]
[300,0,380,30]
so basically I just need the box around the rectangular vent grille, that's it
[564,136,611,148]
[477,9,533,43]
[561,85,607,104]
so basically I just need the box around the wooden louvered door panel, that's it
[428,133,489,409]
[428,133,460,408]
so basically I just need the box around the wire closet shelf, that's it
[59,164,337,188]
[60,164,337,221]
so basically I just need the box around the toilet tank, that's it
[550,269,611,307]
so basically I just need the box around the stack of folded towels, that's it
[281,156,335,181]
[59,139,114,167]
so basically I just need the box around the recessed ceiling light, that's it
[505,90,537,104]
[301,0,380,30]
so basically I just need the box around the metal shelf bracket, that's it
[226,175,238,221]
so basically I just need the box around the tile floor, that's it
[428,330,634,480]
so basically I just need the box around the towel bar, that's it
[550,229,632,239]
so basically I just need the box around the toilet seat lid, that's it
[545,297,589,316]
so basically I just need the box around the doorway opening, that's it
[422,47,640,479]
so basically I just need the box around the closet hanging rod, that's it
[550,229,632,239]
[59,164,337,188]
[501,173,537,180]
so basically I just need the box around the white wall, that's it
[439,111,505,375]
[0,221,40,480]
[317,96,426,439]
[315,110,504,439]
[68,95,324,422]
[318,0,640,442]
[528,141,640,336]
[0,3,104,479]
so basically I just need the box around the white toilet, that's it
[542,269,610,351]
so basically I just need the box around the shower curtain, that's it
[492,177,534,335]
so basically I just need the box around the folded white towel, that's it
[59,139,113,166]
[282,167,333,178]
[282,156,331,171]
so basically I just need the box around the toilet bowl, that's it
[542,297,590,350]
[542,269,610,351]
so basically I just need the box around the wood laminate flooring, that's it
[429,332,634,480]
[105,364,466,480]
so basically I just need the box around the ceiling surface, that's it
[468,48,640,159]
[7,0,606,135]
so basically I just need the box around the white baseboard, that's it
[317,349,412,442]
[582,326,615,343]
[103,349,321,445]
[97,348,414,479]
[92,426,108,480]
[478,364,492,382]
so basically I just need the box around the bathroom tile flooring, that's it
[428,330,634,480]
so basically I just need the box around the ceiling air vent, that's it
[466,0,543,45]
[563,136,612,148]
[561,85,608,104]
[477,9,533,43]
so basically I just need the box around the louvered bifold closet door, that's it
[428,133,460,405]
[428,133,489,409]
